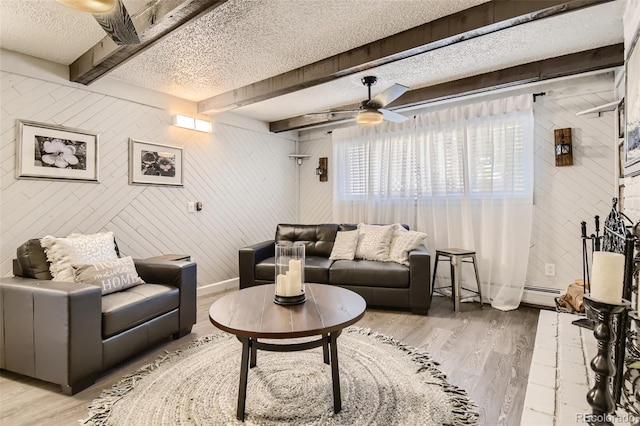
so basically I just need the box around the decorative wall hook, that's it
[316,157,328,182]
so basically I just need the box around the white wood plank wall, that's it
[528,82,616,293]
[298,129,333,224]
[0,71,297,286]
[298,74,617,295]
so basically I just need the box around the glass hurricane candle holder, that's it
[274,242,306,305]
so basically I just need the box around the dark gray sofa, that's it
[239,224,431,314]
[0,239,197,395]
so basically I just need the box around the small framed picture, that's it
[129,139,183,186]
[15,119,99,182]
[618,98,625,139]
[624,29,640,176]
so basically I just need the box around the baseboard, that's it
[521,285,560,308]
[197,278,238,297]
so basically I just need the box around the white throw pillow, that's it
[329,230,360,260]
[355,224,394,261]
[40,231,119,282]
[73,256,144,295]
[389,226,427,266]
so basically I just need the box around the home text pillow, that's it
[40,231,118,282]
[73,256,144,295]
[329,230,360,261]
[355,224,395,261]
[389,226,427,266]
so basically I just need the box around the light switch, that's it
[187,202,195,213]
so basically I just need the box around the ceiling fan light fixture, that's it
[356,108,383,125]
[56,0,116,13]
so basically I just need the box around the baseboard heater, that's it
[522,285,561,307]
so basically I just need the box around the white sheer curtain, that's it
[333,120,419,228]
[333,94,534,311]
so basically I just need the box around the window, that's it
[336,111,530,200]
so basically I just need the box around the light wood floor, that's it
[0,291,540,425]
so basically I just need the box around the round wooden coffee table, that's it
[209,283,366,421]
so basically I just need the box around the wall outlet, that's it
[544,263,556,277]
[187,202,195,213]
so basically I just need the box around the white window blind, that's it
[337,113,529,200]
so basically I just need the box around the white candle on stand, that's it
[590,251,625,304]
[289,259,301,275]
[288,270,300,295]
[288,259,302,294]
[276,274,287,296]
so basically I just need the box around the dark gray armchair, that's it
[0,239,197,395]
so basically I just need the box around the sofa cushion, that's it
[389,226,428,266]
[329,259,409,288]
[101,283,179,338]
[329,230,359,261]
[276,224,338,257]
[355,224,394,262]
[15,239,53,280]
[73,256,145,295]
[255,256,332,283]
[41,232,119,282]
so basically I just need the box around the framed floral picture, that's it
[15,119,99,182]
[129,139,183,186]
[624,29,640,176]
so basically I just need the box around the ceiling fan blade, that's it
[93,0,140,45]
[368,83,409,108]
[379,108,409,123]
[305,110,360,116]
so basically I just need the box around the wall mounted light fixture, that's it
[287,154,311,165]
[172,114,212,133]
[554,128,573,167]
[316,157,328,181]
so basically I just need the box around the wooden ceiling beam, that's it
[268,43,624,133]
[198,0,614,115]
[70,0,228,85]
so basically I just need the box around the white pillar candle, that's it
[289,259,301,275]
[276,274,287,296]
[288,270,301,295]
[590,251,625,304]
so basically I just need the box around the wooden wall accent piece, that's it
[319,157,328,182]
[555,128,573,166]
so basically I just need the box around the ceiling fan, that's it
[57,0,140,45]
[310,76,409,125]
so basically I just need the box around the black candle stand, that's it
[620,312,640,424]
[584,295,630,425]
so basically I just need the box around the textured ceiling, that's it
[235,0,625,122]
[0,0,626,126]
[107,0,490,101]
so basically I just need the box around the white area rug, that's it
[81,327,478,425]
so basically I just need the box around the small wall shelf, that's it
[576,100,620,117]
[288,154,311,165]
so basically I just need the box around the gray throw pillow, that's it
[72,256,145,295]
[355,224,395,261]
[329,230,360,260]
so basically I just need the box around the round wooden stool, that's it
[431,248,483,313]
